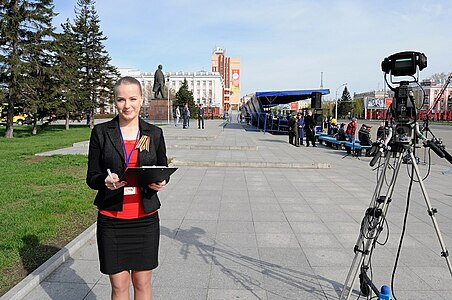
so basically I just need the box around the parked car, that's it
[0,104,31,125]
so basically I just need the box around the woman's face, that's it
[115,83,143,123]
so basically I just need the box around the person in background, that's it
[182,103,188,129]
[297,112,304,146]
[287,113,296,145]
[345,117,357,141]
[304,110,316,147]
[377,121,389,140]
[197,103,205,129]
[335,123,347,141]
[175,106,180,127]
[291,113,299,147]
[358,124,373,156]
[86,76,169,300]
[184,103,190,128]
[358,124,373,146]
[324,115,331,132]
[329,118,338,135]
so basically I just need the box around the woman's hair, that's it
[114,76,142,97]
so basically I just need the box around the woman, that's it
[297,112,304,146]
[86,76,168,300]
[175,106,180,126]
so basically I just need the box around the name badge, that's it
[124,187,137,195]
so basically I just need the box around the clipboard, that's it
[120,166,177,187]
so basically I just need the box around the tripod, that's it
[339,141,452,300]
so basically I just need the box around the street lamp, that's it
[167,76,170,124]
[335,83,347,120]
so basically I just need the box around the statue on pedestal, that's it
[153,64,165,99]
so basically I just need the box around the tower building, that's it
[211,47,241,110]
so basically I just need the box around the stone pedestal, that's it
[143,99,172,121]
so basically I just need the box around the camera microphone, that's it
[424,139,452,164]
[368,143,379,157]
[370,148,383,167]
[443,149,452,164]
[426,140,445,158]
[370,128,393,167]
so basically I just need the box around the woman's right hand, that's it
[104,172,127,190]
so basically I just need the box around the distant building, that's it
[355,75,452,120]
[413,78,452,112]
[355,90,394,120]
[211,47,241,111]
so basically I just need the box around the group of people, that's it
[287,111,389,158]
[173,103,205,129]
[343,117,374,147]
[173,103,190,128]
[287,110,317,147]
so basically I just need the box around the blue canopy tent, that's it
[242,89,330,132]
[255,89,330,106]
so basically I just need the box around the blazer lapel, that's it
[106,118,124,161]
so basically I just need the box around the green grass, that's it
[0,125,97,295]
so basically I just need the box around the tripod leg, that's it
[340,152,401,300]
[409,151,452,276]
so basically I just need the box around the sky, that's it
[52,0,452,100]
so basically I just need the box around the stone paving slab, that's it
[4,118,452,300]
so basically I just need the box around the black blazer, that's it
[86,116,168,213]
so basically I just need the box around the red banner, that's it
[385,98,393,108]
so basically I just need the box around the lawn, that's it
[0,125,97,296]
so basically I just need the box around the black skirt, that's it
[96,212,160,275]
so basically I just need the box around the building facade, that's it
[211,47,241,111]
[116,68,224,118]
[413,78,452,112]
[355,90,395,120]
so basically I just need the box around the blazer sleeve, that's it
[156,127,169,183]
[86,126,107,190]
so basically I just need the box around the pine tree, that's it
[174,79,195,117]
[54,19,82,130]
[24,0,58,135]
[337,86,353,118]
[0,0,57,137]
[71,0,117,128]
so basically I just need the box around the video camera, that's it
[381,51,427,144]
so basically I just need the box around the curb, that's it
[1,223,96,300]
[171,159,331,169]
[72,141,89,147]
[167,145,257,151]
[164,135,216,140]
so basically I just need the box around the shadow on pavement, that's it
[161,226,344,299]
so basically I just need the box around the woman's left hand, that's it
[148,180,167,192]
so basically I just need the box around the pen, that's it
[107,169,116,189]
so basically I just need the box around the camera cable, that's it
[390,162,415,300]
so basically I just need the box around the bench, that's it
[344,140,372,156]
[315,132,327,142]
[318,135,347,149]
